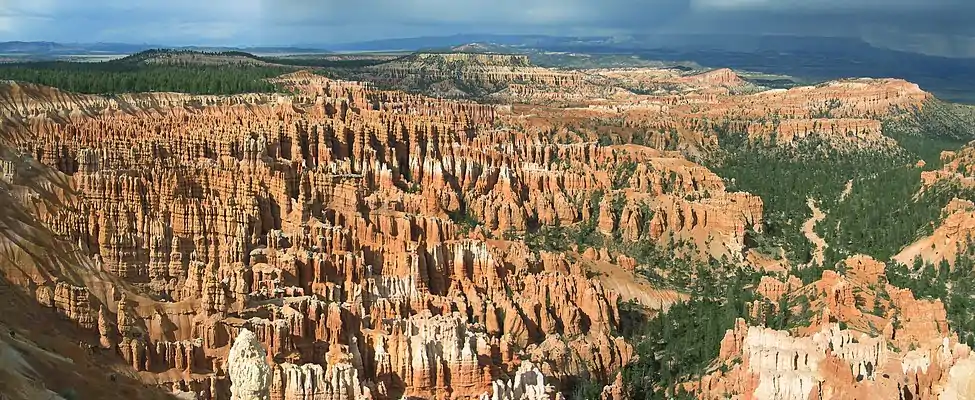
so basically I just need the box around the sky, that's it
[0,0,973,57]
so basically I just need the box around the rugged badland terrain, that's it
[1,51,975,400]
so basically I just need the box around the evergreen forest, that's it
[0,50,295,95]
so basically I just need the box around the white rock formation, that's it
[227,328,271,400]
[482,360,553,400]
[271,361,372,400]
[941,358,975,400]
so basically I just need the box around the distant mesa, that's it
[118,49,275,67]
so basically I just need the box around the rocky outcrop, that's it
[942,358,975,399]
[746,118,891,149]
[908,142,975,268]
[678,68,745,87]
[696,255,974,400]
[50,280,96,330]
[228,329,271,400]
[270,359,373,400]
[600,373,628,400]
[894,198,975,268]
[483,360,553,400]
[361,53,626,102]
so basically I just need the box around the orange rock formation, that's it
[694,255,975,400]
[0,55,951,400]
[0,70,766,399]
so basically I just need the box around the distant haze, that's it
[0,0,973,58]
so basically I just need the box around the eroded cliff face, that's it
[352,55,932,155]
[605,76,928,154]
[0,146,178,400]
[360,53,629,102]
[694,255,975,400]
[0,56,954,400]
[894,198,975,268]
[0,70,770,399]
[920,144,975,190]
[903,143,975,268]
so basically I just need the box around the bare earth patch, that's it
[803,198,829,267]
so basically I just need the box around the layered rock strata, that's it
[0,55,946,400]
[0,71,766,399]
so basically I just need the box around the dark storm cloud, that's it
[683,0,975,56]
[254,0,694,41]
[0,0,970,56]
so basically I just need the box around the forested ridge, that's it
[710,109,973,267]
[0,50,295,95]
[0,49,407,95]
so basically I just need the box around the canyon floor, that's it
[2,50,975,400]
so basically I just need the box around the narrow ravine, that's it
[803,198,829,267]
